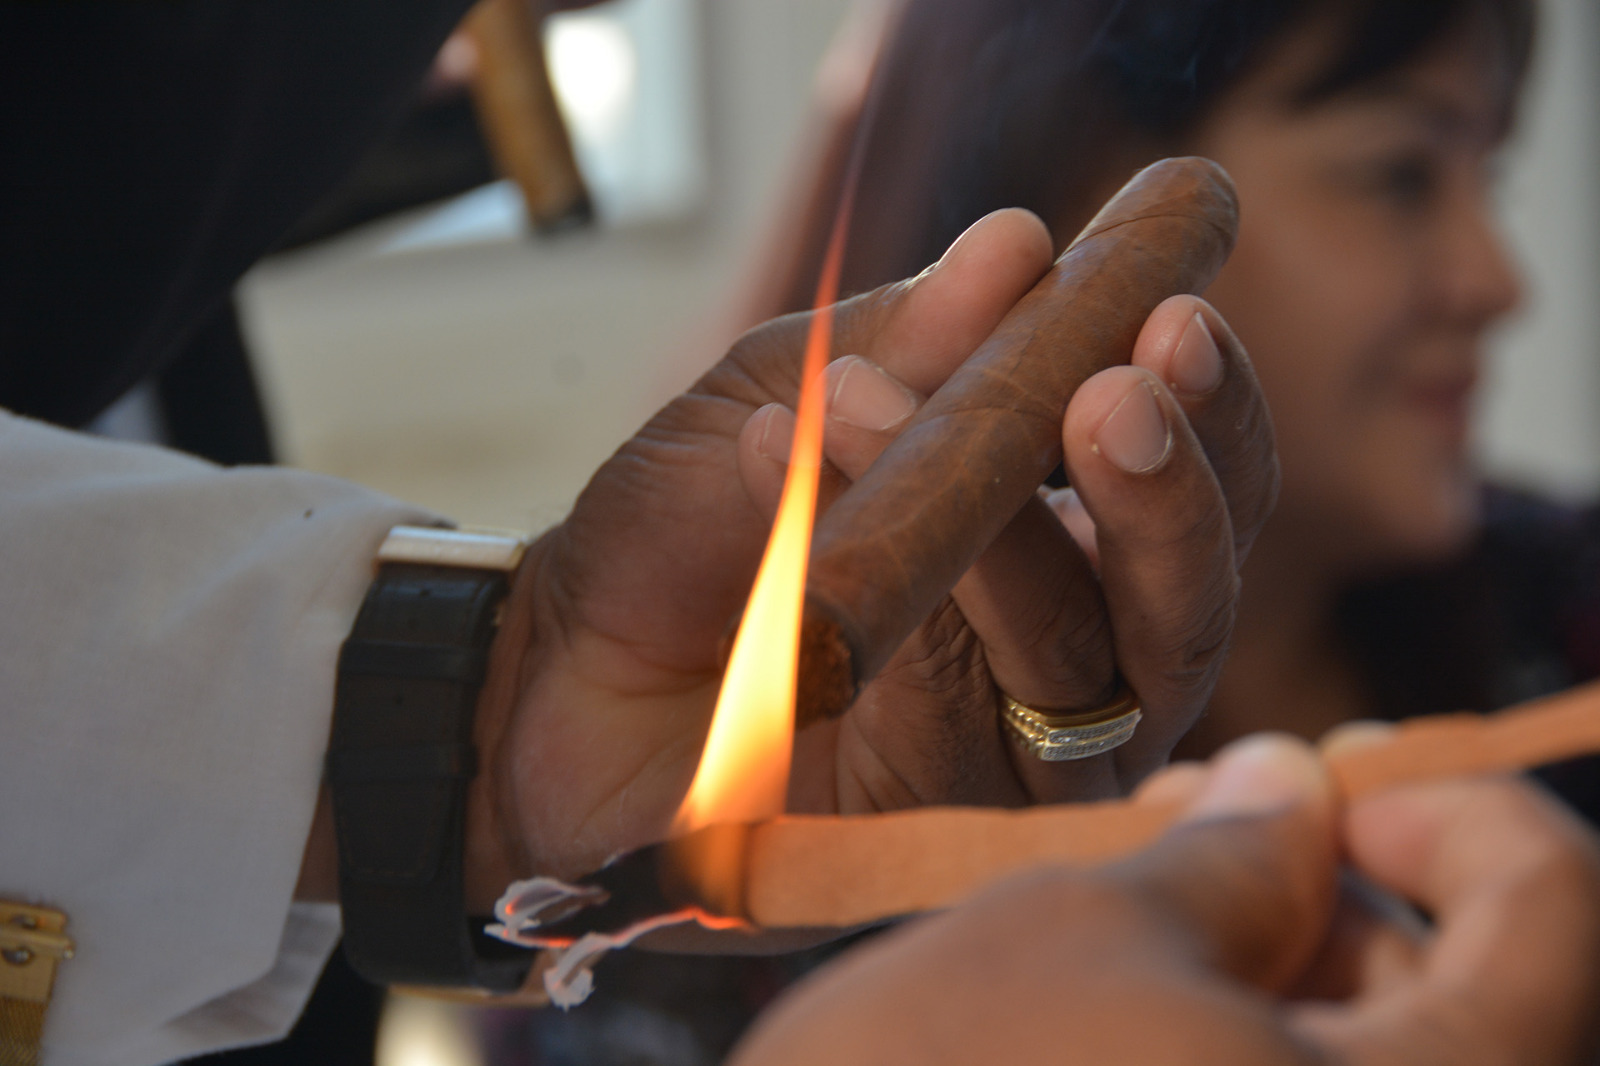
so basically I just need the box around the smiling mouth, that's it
[1402,370,1478,440]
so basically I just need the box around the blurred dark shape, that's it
[184,951,385,1066]
[277,89,497,252]
[153,298,275,466]
[1339,489,1600,722]
[0,0,478,430]
[471,936,879,1066]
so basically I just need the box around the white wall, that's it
[1481,0,1600,499]
[245,0,1600,531]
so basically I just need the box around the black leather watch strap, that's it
[327,527,532,991]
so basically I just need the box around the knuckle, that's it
[1028,595,1115,678]
[894,598,989,702]
[1132,583,1238,704]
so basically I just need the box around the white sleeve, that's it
[0,410,439,1066]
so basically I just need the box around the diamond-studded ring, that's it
[1001,682,1142,762]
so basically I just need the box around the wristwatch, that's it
[326,525,533,991]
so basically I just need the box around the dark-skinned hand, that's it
[444,206,1279,905]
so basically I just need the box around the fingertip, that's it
[1116,733,1339,992]
[1134,294,1205,357]
[1133,295,1225,398]
[737,404,794,522]
[747,402,795,465]
[1181,733,1332,823]
[935,207,1054,277]
[752,400,796,464]
[878,209,1054,394]
[1169,312,1223,397]
[1067,365,1174,476]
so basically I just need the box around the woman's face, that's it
[1186,15,1522,575]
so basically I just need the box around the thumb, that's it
[1107,734,1340,992]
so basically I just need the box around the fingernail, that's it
[1093,379,1172,474]
[754,403,795,464]
[1181,734,1327,821]
[1169,313,1223,396]
[828,355,919,431]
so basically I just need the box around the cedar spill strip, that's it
[678,680,1600,929]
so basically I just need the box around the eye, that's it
[1370,153,1441,213]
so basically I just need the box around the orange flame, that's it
[671,202,853,836]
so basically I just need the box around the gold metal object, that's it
[0,903,73,1066]
[1001,683,1143,762]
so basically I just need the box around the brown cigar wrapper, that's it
[672,680,1600,930]
[796,156,1240,725]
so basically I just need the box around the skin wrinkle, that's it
[695,340,807,415]
[859,607,999,802]
[984,561,1113,694]
[896,604,990,708]
[631,414,747,458]
[1131,567,1238,668]
[838,719,923,811]
[551,554,724,676]
[1028,586,1112,674]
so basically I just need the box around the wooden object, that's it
[464,0,593,233]
[796,156,1240,724]
[712,680,1600,928]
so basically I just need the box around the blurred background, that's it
[235,0,867,532]
[96,0,1590,537]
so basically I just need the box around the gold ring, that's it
[1001,681,1142,762]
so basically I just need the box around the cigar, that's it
[508,678,1600,941]
[796,156,1240,725]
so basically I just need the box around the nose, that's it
[1433,184,1523,329]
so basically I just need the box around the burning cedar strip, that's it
[745,681,1600,927]
[516,679,1600,940]
[796,155,1241,724]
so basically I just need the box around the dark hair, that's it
[1100,0,1533,133]
[804,0,1535,302]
